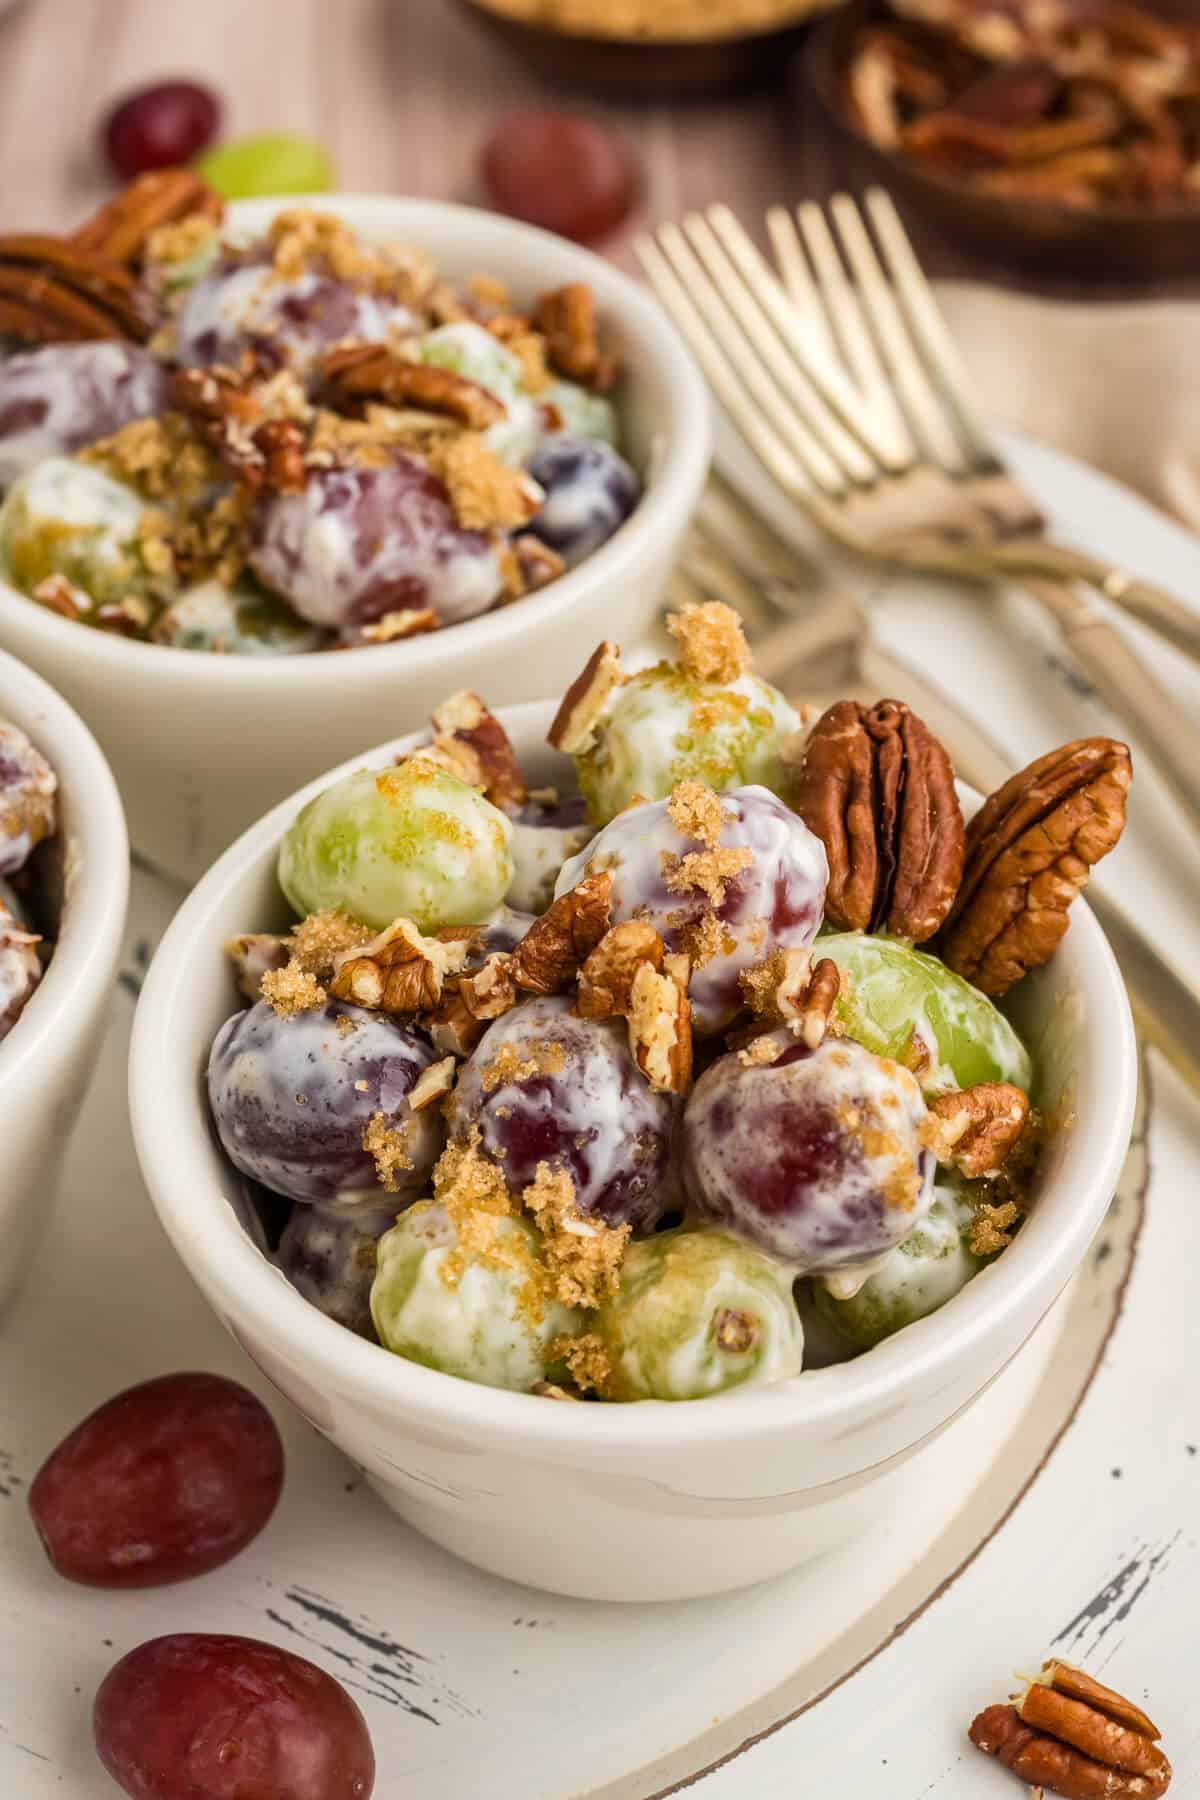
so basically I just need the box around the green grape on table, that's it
[813,1179,982,1352]
[0,455,170,622]
[819,932,1033,1095]
[419,322,539,466]
[153,577,327,655]
[575,662,801,825]
[278,757,514,932]
[194,130,334,200]
[370,1203,581,1392]
[594,1227,804,1402]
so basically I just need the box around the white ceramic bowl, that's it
[0,648,128,1309]
[130,703,1136,1601]
[0,197,710,885]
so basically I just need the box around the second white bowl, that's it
[0,197,711,884]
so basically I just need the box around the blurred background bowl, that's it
[803,0,1200,284]
[453,0,835,97]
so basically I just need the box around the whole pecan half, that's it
[532,283,618,391]
[923,1081,1030,1178]
[72,168,223,267]
[791,698,965,942]
[940,736,1132,997]
[427,691,528,814]
[322,344,505,430]
[969,1658,1171,1798]
[0,235,155,342]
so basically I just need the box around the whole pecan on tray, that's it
[790,697,965,943]
[940,736,1132,997]
[970,1658,1171,1797]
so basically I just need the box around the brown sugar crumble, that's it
[663,844,753,908]
[678,906,732,970]
[523,1161,630,1309]
[667,779,727,849]
[289,909,374,979]
[737,1033,783,1068]
[362,1112,414,1192]
[144,210,219,271]
[666,600,750,684]
[550,1331,613,1398]
[480,1038,567,1093]
[260,962,327,1017]
[430,433,543,532]
[970,1200,1020,1257]
[433,1129,512,1221]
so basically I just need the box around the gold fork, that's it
[636,192,1200,834]
[667,479,1200,1097]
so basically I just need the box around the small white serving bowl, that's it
[130,703,1136,1602]
[0,197,710,885]
[0,648,128,1310]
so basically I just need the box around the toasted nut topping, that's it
[427,987,487,1057]
[329,917,470,1015]
[253,417,308,493]
[511,872,613,995]
[428,690,529,813]
[628,958,692,1095]
[512,533,566,594]
[323,343,506,430]
[922,1082,1030,1178]
[72,168,223,266]
[546,640,623,755]
[533,282,618,390]
[666,600,750,683]
[361,608,439,643]
[577,921,665,1019]
[458,951,519,1021]
[225,932,289,1000]
[969,1657,1171,1798]
[408,1056,458,1113]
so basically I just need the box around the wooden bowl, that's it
[802,0,1200,285]
[452,0,831,97]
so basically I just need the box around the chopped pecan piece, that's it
[969,1658,1171,1798]
[323,344,506,430]
[511,872,613,996]
[922,1082,1030,1178]
[458,952,519,1021]
[427,987,486,1058]
[941,737,1132,997]
[170,366,266,484]
[546,640,623,755]
[792,698,965,943]
[253,417,308,493]
[72,168,223,266]
[532,282,617,390]
[407,1056,458,1113]
[577,921,664,1019]
[428,690,528,813]
[225,931,289,1001]
[512,533,566,594]
[628,957,692,1095]
[329,917,470,1014]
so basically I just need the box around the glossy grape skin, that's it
[0,718,56,877]
[683,1035,935,1274]
[93,1634,374,1800]
[813,1179,982,1352]
[208,999,443,1209]
[277,1205,395,1339]
[28,1374,283,1589]
[571,663,801,825]
[175,254,413,382]
[103,81,221,179]
[0,343,167,492]
[556,786,827,1036]
[249,453,507,636]
[371,1202,580,1391]
[278,759,514,932]
[528,435,640,567]
[447,994,677,1232]
[196,130,336,200]
[595,1227,804,1402]
[819,932,1033,1096]
[482,111,638,243]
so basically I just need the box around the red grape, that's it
[94,1634,375,1800]
[28,1372,284,1588]
[103,80,221,180]
[481,110,638,242]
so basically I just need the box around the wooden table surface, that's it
[4,0,1190,297]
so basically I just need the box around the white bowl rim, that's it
[130,698,1137,1454]
[0,646,129,1089]
[0,195,712,689]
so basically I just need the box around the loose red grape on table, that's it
[28,1372,283,1588]
[482,110,639,242]
[94,1634,375,1800]
[103,81,221,180]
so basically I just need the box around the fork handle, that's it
[977,537,1200,669]
[1029,579,1200,835]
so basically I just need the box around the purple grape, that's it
[249,453,506,636]
[174,253,416,382]
[683,1035,935,1273]
[556,786,827,1036]
[0,343,167,491]
[277,1204,395,1338]
[0,899,40,1041]
[0,720,56,877]
[528,435,639,566]
[447,994,678,1232]
[207,999,443,1208]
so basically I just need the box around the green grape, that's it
[278,756,514,931]
[576,663,801,824]
[594,1227,804,1402]
[153,576,326,655]
[813,1180,981,1351]
[0,455,168,618]
[820,932,1033,1094]
[419,323,538,465]
[542,380,618,446]
[371,1203,580,1391]
[195,131,334,200]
